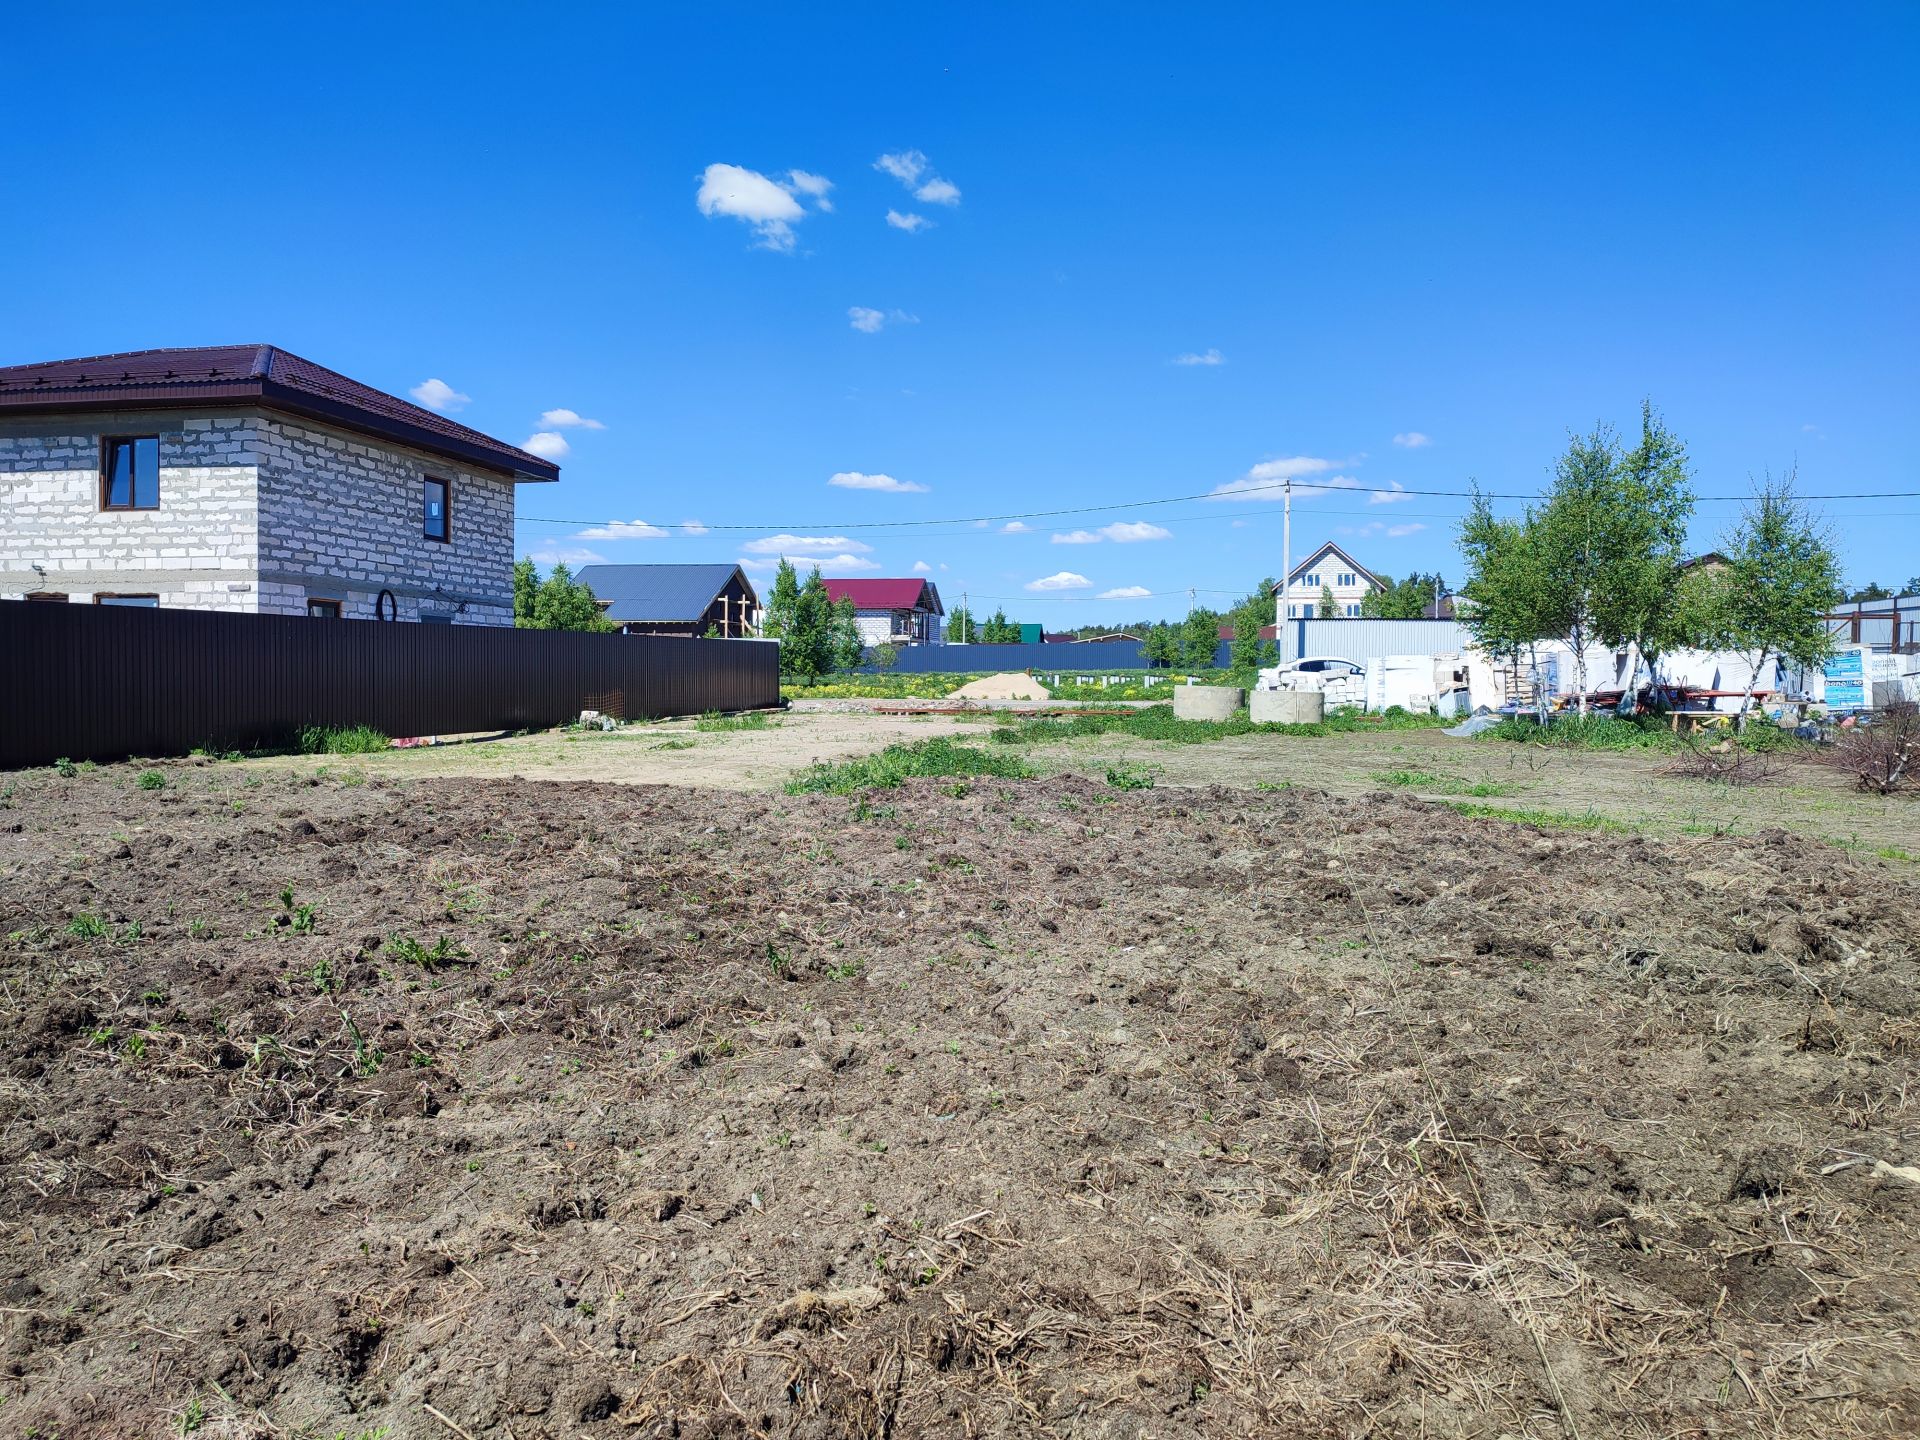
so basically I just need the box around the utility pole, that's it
[1279,475,1293,667]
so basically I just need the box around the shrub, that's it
[137,769,166,791]
[1824,702,1920,795]
[1105,763,1157,790]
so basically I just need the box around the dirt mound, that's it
[1,765,1917,1438]
[949,671,1049,700]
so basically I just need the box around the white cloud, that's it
[911,559,932,573]
[1392,431,1433,448]
[523,431,570,460]
[681,520,709,536]
[1098,585,1152,600]
[528,545,607,568]
[877,150,960,210]
[1174,349,1225,367]
[874,150,928,185]
[848,306,919,334]
[1206,456,1338,500]
[1207,455,1407,505]
[786,169,834,211]
[410,378,469,413]
[885,209,931,233]
[1052,520,1173,545]
[740,552,878,573]
[1000,521,1032,534]
[1339,519,1427,541]
[1026,571,1092,592]
[828,471,927,493]
[741,533,873,556]
[696,162,824,251]
[574,518,669,540]
[539,408,605,431]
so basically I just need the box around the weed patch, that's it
[695,711,776,732]
[786,738,1032,794]
[298,725,391,756]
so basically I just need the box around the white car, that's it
[1275,656,1364,677]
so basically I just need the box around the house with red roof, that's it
[0,345,557,624]
[823,577,945,646]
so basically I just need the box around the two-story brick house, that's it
[0,345,558,623]
[1274,541,1380,618]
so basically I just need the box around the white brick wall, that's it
[255,416,516,624]
[1,409,517,624]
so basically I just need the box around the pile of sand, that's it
[948,671,1050,700]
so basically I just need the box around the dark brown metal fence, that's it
[0,600,781,769]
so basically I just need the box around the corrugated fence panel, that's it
[0,601,780,769]
[1280,618,1475,664]
[868,641,1154,672]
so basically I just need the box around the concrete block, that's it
[1251,688,1325,725]
[1173,684,1245,721]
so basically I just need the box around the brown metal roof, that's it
[0,345,558,481]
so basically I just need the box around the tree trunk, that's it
[1571,628,1591,715]
[1736,646,1773,730]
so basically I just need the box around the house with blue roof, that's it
[572,563,759,637]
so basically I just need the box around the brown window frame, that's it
[25,591,70,603]
[306,598,343,619]
[422,476,452,543]
[93,593,160,607]
[100,435,162,512]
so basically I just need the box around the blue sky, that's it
[7,3,1917,617]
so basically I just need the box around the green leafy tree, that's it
[1690,469,1844,723]
[868,642,900,673]
[946,606,977,643]
[766,563,858,679]
[1906,577,1920,598]
[1847,581,1893,603]
[1361,572,1448,619]
[1178,606,1223,669]
[512,558,539,621]
[514,560,614,632]
[1458,488,1569,717]
[829,594,864,673]
[1318,583,1338,619]
[1532,425,1624,712]
[980,608,1021,643]
[1594,403,1696,692]
[1227,576,1277,672]
[762,559,801,645]
[1143,622,1181,668]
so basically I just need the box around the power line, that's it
[520,478,1920,535]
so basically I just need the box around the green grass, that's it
[785,737,1034,794]
[780,673,992,700]
[1479,712,1808,755]
[695,710,775,732]
[298,724,391,756]
[1442,801,1636,834]
[988,702,1447,749]
[1372,768,1519,797]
